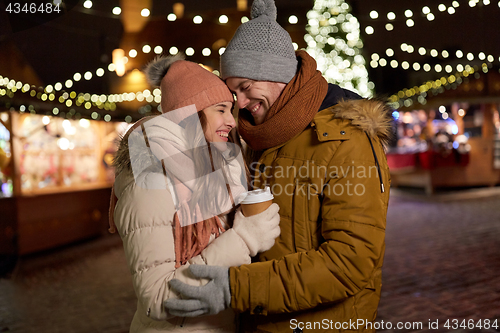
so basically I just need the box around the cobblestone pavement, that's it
[376,188,500,333]
[0,187,499,333]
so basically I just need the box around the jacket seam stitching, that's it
[121,223,171,236]
[132,259,173,275]
[322,219,385,232]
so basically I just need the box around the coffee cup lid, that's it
[239,186,274,204]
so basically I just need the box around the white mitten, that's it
[232,203,281,256]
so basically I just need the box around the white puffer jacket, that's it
[112,115,252,332]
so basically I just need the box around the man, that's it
[165,0,392,332]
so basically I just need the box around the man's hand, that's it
[165,264,231,317]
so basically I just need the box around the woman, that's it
[109,55,280,332]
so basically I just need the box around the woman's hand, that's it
[232,203,281,256]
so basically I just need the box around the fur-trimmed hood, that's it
[331,98,394,145]
[113,116,163,177]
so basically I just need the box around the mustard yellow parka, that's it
[230,98,392,333]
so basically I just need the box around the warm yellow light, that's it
[237,0,247,11]
[173,3,184,18]
[193,15,203,24]
[112,7,121,15]
[141,8,150,17]
[112,49,126,77]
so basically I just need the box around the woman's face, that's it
[202,102,236,143]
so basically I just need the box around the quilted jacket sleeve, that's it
[114,171,251,321]
[229,129,390,315]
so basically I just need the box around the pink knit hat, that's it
[145,54,234,113]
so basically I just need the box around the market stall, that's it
[0,111,127,255]
[388,102,500,194]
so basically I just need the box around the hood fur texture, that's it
[331,98,394,145]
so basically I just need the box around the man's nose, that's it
[236,93,249,109]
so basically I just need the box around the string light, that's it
[193,15,203,24]
[219,15,229,24]
[389,65,481,109]
[169,46,178,55]
[367,2,490,30]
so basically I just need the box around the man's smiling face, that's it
[225,78,286,125]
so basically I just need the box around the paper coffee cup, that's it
[239,187,274,217]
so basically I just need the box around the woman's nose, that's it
[225,113,236,128]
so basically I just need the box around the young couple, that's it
[110,0,392,332]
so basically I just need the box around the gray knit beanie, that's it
[220,0,298,83]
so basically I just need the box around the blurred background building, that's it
[0,0,499,257]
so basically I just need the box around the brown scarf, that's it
[173,205,225,268]
[238,50,329,151]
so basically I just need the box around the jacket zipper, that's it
[365,133,385,193]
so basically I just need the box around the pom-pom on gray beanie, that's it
[220,0,298,83]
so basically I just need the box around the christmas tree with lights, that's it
[305,0,373,97]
